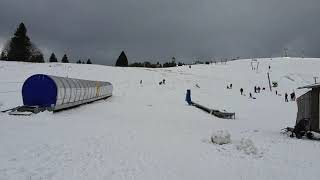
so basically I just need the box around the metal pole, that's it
[313,77,318,84]
[268,72,272,91]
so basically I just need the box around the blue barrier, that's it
[186,89,192,105]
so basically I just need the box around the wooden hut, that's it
[297,83,320,132]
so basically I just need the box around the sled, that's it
[4,105,47,115]
[282,118,320,140]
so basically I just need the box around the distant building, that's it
[296,84,320,132]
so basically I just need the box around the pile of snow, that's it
[211,130,231,145]
[236,138,258,155]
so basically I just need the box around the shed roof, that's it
[298,83,320,89]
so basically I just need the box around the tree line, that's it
[48,53,92,64]
[115,52,185,68]
[0,23,189,68]
[0,23,94,64]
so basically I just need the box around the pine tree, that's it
[171,57,177,67]
[6,23,32,61]
[0,52,7,60]
[115,51,128,67]
[4,23,43,62]
[49,53,58,62]
[86,59,92,64]
[61,54,69,63]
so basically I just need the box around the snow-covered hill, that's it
[0,57,320,180]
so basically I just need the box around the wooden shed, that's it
[297,83,320,132]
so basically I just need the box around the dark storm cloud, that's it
[0,0,320,65]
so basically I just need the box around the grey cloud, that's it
[0,0,319,65]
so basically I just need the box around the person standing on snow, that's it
[285,93,289,102]
[290,92,296,101]
[240,88,244,95]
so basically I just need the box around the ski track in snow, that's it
[0,58,320,180]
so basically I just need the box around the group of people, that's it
[284,92,296,102]
[139,79,166,85]
[237,84,296,103]
[238,85,266,99]
[227,84,233,89]
[254,86,263,93]
[159,79,166,85]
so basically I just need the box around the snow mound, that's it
[211,130,231,145]
[236,138,258,155]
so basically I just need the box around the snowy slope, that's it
[0,57,320,180]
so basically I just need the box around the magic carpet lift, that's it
[185,89,235,119]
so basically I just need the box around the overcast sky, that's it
[0,0,319,65]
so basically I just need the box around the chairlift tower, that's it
[284,48,288,57]
[313,77,319,84]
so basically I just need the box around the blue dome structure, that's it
[21,74,113,111]
[22,74,58,108]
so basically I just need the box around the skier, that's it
[290,92,296,101]
[230,84,233,89]
[240,88,244,95]
[249,93,252,98]
[254,86,257,93]
[163,79,166,85]
[285,93,289,102]
[276,90,278,95]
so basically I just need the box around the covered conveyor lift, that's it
[185,90,235,119]
[4,74,113,115]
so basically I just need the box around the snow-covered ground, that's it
[0,57,320,180]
